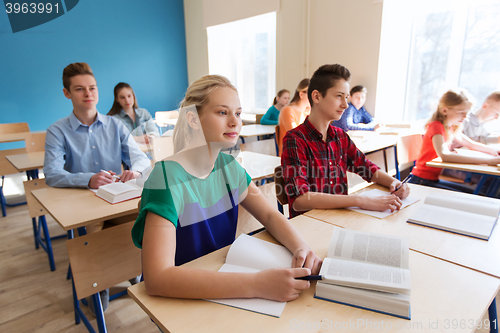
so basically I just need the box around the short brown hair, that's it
[308,64,351,106]
[62,62,95,91]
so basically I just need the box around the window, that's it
[377,0,500,122]
[207,12,276,112]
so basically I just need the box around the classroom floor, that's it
[0,173,498,333]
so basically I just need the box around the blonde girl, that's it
[132,75,321,301]
[410,88,500,191]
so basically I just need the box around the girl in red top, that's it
[410,89,500,192]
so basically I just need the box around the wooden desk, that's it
[31,187,139,231]
[239,125,275,140]
[427,158,500,177]
[426,158,500,195]
[128,215,500,333]
[6,151,44,172]
[305,184,500,279]
[351,135,400,179]
[237,151,280,181]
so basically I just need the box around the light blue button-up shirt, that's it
[44,112,151,188]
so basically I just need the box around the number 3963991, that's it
[5,3,59,14]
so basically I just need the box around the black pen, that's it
[392,174,412,194]
[295,275,323,281]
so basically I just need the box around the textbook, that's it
[95,179,142,204]
[315,227,411,319]
[407,194,499,240]
[348,189,419,219]
[207,234,294,317]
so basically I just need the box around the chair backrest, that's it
[66,221,142,300]
[153,136,174,162]
[0,122,29,135]
[274,125,280,156]
[397,134,424,170]
[24,132,46,153]
[23,178,48,218]
[0,148,27,177]
[255,114,263,124]
[274,165,288,205]
[240,139,277,156]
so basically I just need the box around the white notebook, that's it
[206,234,293,317]
[348,189,419,218]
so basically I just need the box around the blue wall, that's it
[0,0,188,148]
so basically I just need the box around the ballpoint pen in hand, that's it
[100,169,120,180]
[392,174,412,194]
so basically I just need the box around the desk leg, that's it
[489,298,498,333]
[394,145,400,180]
[474,176,488,195]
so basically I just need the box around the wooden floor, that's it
[1,177,498,333]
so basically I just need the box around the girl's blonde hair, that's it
[428,88,473,131]
[173,75,237,153]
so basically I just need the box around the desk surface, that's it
[128,214,499,333]
[239,124,275,138]
[237,151,280,181]
[427,158,500,176]
[6,151,44,172]
[31,187,139,231]
[305,184,500,279]
[353,135,398,155]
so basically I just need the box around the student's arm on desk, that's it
[142,212,312,302]
[433,134,500,165]
[240,182,322,273]
[454,131,498,156]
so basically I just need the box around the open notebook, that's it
[206,234,294,317]
[93,179,142,204]
[348,189,419,218]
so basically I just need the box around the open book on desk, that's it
[207,234,293,317]
[315,227,411,319]
[348,189,419,218]
[407,194,499,240]
[94,179,142,204]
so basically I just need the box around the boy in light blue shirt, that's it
[44,62,150,189]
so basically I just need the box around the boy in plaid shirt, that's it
[281,64,410,218]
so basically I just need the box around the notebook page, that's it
[100,182,138,195]
[347,189,419,219]
[207,263,287,317]
[225,234,293,271]
[425,194,500,217]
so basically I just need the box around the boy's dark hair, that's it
[308,64,351,106]
[350,85,367,96]
[62,62,95,91]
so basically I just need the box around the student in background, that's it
[410,89,500,191]
[260,89,290,125]
[108,82,160,144]
[462,91,500,144]
[332,85,380,131]
[44,62,150,313]
[277,79,310,155]
[44,63,150,190]
[281,64,410,218]
[132,75,321,301]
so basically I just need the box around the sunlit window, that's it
[377,0,500,122]
[207,12,276,112]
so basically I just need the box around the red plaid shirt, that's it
[281,118,380,218]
